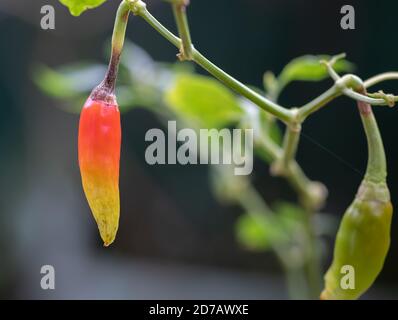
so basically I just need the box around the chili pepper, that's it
[78,2,129,246]
[78,74,121,247]
[78,91,121,247]
[321,94,392,300]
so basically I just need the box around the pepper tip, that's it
[320,289,330,300]
[102,236,115,247]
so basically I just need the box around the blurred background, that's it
[1,0,398,299]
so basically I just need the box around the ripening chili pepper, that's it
[321,92,393,300]
[78,2,129,246]
[79,93,121,247]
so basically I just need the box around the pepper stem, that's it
[357,89,387,183]
[92,1,130,102]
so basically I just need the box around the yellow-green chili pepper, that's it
[321,94,393,300]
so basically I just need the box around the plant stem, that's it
[130,1,181,45]
[193,52,293,123]
[298,85,341,121]
[364,72,398,88]
[284,265,309,300]
[234,180,309,298]
[303,56,388,297]
[302,212,322,299]
[236,157,322,298]
[126,0,391,300]
[297,72,396,122]
[171,0,193,60]
[93,1,130,101]
[261,92,323,300]
[280,120,301,168]
[132,1,293,123]
[105,1,130,90]
[357,89,387,184]
[343,88,390,106]
[130,0,395,121]
[113,2,131,55]
[256,128,326,212]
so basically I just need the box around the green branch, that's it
[281,121,302,168]
[364,72,398,88]
[297,62,398,121]
[192,52,293,122]
[171,0,193,60]
[298,85,341,121]
[128,0,397,125]
[256,120,327,212]
[128,0,293,123]
[126,0,396,211]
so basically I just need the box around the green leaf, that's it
[164,74,243,128]
[33,63,149,114]
[59,0,108,16]
[278,54,354,88]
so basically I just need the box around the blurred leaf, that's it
[59,0,107,16]
[263,71,278,97]
[33,63,106,99]
[33,63,143,114]
[168,61,196,75]
[273,201,306,231]
[165,74,243,128]
[50,96,86,114]
[235,203,309,255]
[278,54,354,88]
[236,204,305,252]
[33,42,179,114]
[210,165,250,205]
[236,213,284,251]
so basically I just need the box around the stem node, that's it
[171,0,194,61]
[127,0,147,16]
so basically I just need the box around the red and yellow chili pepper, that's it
[78,1,130,246]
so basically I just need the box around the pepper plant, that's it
[36,0,398,299]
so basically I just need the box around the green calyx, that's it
[356,180,390,204]
[358,94,387,184]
